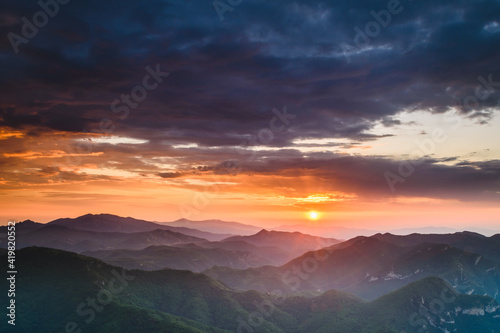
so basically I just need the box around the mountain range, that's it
[2,214,500,332]
[205,233,500,303]
[7,224,207,252]
[222,229,340,259]
[0,215,341,269]
[48,213,232,241]
[2,247,498,333]
[82,244,271,272]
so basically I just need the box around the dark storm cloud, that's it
[229,153,500,201]
[2,0,500,141]
[158,171,184,178]
[1,0,499,200]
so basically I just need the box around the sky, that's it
[0,0,499,232]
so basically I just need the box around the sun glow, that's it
[308,211,319,220]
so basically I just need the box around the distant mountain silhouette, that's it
[272,224,377,239]
[80,229,344,271]
[222,229,341,258]
[373,231,500,263]
[12,224,207,252]
[48,213,230,241]
[0,219,44,233]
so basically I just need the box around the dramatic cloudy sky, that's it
[1,0,499,231]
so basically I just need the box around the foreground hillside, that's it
[1,247,498,333]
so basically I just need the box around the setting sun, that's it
[308,211,319,220]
